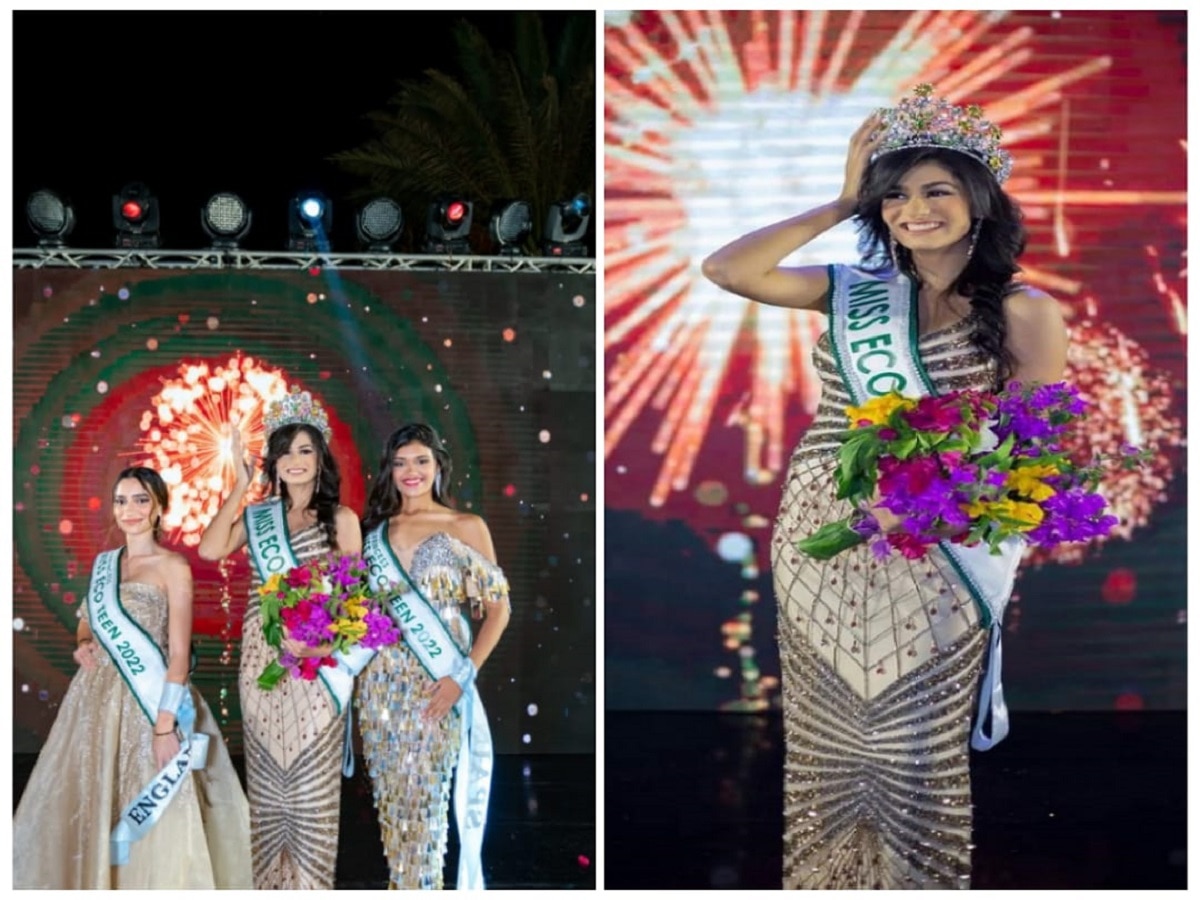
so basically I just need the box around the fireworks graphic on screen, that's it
[138,357,290,545]
[604,10,1185,512]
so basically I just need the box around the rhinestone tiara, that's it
[262,385,332,440]
[873,83,1013,185]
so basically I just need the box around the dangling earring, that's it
[966,218,983,261]
[889,233,901,271]
[434,470,443,497]
[275,472,282,497]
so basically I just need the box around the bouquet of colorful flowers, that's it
[795,381,1149,561]
[257,553,401,689]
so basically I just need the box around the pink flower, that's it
[886,531,931,560]
[286,565,313,588]
[904,395,966,432]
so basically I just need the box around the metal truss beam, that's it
[13,248,596,274]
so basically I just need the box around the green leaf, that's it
[257,660,288,691]
[795,520,868,561]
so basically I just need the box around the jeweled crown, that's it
[262,385,332,440]
[874,83,1013,185]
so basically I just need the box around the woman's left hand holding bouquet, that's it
[281,633,333,659]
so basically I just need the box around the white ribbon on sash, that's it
[244,499,372,728]
[364,524,494,891]
[87,548,211,865]
[827,264,1021,750]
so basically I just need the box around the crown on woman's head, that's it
[874,83,1013,185]
[262,386,332,439]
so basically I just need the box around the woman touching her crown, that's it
[702,85,1068,889]
[199,388,362,890]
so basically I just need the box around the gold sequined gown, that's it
[239,522,346,889]
[357,531,510,890]
[13,582,253,889]
[772,314,995,890]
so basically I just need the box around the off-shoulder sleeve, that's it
[416,536,512,615]
[461,548,511,615]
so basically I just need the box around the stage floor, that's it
[605,710,1186,890]
[13,752,595,890]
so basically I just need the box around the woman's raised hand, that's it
[230,425,254,491]
[840,112,886,206]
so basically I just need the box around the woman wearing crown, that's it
[199,388,362,889]
[357,422,511,890]
[13,466,252,888]
[702,85,1068,889]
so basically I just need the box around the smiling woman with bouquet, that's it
[703,85,1071,888]
[199,388,362,889]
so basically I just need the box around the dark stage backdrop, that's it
[12,267,596,755]
[604,10,1186,712]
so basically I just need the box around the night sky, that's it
[13,9,588,252]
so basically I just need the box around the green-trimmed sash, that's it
[364,523,493,891]
[827,264,1019,750]
[86,549,210,865]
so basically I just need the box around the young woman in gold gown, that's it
[702,87,1069,889]
[13,467,252,889]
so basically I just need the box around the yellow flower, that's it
[328,618,368,640]
[1005,464,1059,502]
[258,573,284,597]
[1006,501,1045,530]
[960,499,989,518]
[342,597,367,620]
[845,394,916,428]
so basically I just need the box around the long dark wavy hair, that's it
[262,423,342,549]
[361,423,453,536]
[855,146,1025,388]
[113,465,169,542]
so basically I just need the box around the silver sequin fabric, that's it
[773,309,996,889]
[357,530,510,890]
[239,521,345,890]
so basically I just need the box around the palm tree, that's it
[331,12,595,254]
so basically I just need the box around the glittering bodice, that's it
[81,583,169,664]
[120,583,169,644]
[794,313,995,462]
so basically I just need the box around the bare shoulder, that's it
[1004,286,1065,327]
[449,511,496,561]
[335,505,361,527]
[159,549,193,577]
[1003,286,1069,384]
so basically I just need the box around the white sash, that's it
[827,264,1020,750]
[86,548,211,865]
[364,524,494,891]
[244,500,373,720]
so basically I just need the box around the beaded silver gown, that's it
[357,530,510,890]
[239,522,346,889]
[772,313,995,889]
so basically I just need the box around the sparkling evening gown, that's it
[357,530,510,890]
[772,314,996,889]
[239,522,346,889]
[12,583,253,889]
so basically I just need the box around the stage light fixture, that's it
[288,190,333,252]
[201,192,252,250]
[356,197,404,251]
[423,195,473,254]
[26,189,76,248]
[543,192,591,257]
[489,200,533,255]
[112,182,161,249]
